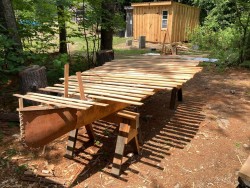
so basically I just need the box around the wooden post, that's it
[18,98,24,109]
[76,71,95,142]
[76,72,86,100]
[161,33,167,55]
[111,121,130,176]
[177,88,183,102]
[65,129,78,158]
[64,63,69,98]
[170,87,177,110]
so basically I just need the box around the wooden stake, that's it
[18,98,24,109]
[76,72,86,100]
[64,64,69,98]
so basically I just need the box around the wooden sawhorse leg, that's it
[65,124,95,158]
[169,87,183,110]
[111,118,140,176]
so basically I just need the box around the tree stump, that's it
[96,50,114,66]
[19,65,48,105]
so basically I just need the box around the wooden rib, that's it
[64,79,168,90]
[66,77,180,88]
[54,84,150,98]
[26,92,100,107]
[38,88,108,107]
[79,74,186,83]
[43,86,145,101]
[74,94,144,106]
[85,69,200,75]
[64,63,69,98]
[17,106,65,112]
[92,67,202,73]
[76,72,86,100]
[25,94,91,109]
[102,63,201,69]
[13,94,87,110]
[82,71,193,80]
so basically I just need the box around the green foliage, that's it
[190,0,250,67]
[15,164,28,175]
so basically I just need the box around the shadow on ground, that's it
[68,90,206,187]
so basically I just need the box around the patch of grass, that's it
[114,49,149,56]
[235,142,241,148]
[240,60,250,69]
[113,37,130,46]
[15,164,28,175]
[94,140,102,146]
[6,148,18,158]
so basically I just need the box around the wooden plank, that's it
[82,71,194,80]
[13,94,87,110]
[239,155,250,183]
[79,74,187,83]
[54,84,148,98]
[79,94,144,106]
[27,92,93,107]
[66,77,181,88]
[19,98,24,109]
[25,94,90,109]
[64,63,69,98]
[76,72,86,100]
[84,68,201,76]
[44,86,146,101]
[111,123,130,176]
[65,129,78,158]
[56,83,155,95]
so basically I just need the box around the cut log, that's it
[19,65,48,94]
[19,65,48,105]
[96,50,114,66]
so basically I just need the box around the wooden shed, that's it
[131,1,200,43]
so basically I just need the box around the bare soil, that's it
[0,63,250,188]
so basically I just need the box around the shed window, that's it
[162,10,168,29]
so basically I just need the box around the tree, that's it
[57,2,68,53]
[0,0,22,50]
[100,1,115,50]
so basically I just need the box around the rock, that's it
[24,170,34,176]
[174,183,180,188]
[42,170,49,174]
[127,153,134,158]
[230,90,236,94]
[243,144,249,148]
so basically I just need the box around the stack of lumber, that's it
[14,56,202,109]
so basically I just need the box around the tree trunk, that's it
[100,2,114,50]
[0,0,22,50]
[57,4,67,54]
[19,65,48,95]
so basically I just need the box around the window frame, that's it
[161,10,168,30]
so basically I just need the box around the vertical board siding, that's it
[132,2,200,43]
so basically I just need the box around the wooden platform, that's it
[15,56,201,109]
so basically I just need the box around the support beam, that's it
[177,88,183,102]
[65,129,78,158]
[170,87,177,110]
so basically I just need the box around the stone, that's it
[126,39,132,46]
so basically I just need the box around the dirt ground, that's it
[0,58,250,188]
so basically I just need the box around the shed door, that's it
[144,7,159,42]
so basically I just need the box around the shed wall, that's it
[133,5,173,43]
[171,2,200,42]
[132,2,200,43]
